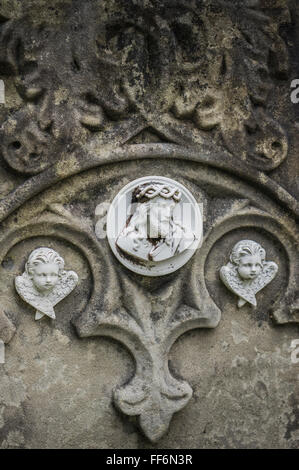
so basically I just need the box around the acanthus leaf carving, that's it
[0,0,291,175]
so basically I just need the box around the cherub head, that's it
[25,247,64,293]
[230,240,265,280]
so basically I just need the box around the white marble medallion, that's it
[106,176,202,276]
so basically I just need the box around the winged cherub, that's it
[15,247,78,320]
[220,240,278,308]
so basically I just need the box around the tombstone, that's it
[0,0,298,449]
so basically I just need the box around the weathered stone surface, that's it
[0,310,16,344]
[0,0,298,449]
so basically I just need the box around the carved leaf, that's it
[114,370,192,442]
[0,1,290,172]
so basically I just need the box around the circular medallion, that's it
[106,176,202,276]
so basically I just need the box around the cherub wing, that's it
[220,265,257,306]
[15,274,55,317]
[250,262,278,295]
[48,270,78,307]
[15,275,37,304]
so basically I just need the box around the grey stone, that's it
[0,310,16,344]
[0,0,298,449]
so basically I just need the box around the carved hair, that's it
[230,240,265,265]
[26,247,64,276]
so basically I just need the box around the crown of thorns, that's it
[135,183,182,202]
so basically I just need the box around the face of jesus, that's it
[31,263,60,293]
[147,197,176,238]
[237,254,263,280]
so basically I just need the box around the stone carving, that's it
[15,247,78,320]
[107,176,202,275]
[220,240,278,308]
[0,155,297,442]
[75,251,220,442]
[0,0,297,448]
[0,109,55,175]
[0,1,291,174]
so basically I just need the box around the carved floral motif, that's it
[0,0,291,174]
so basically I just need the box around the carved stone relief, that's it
[106,176,202,275]
[220,240,278,308]
[0,0,292,177]
[0,156,297,442]
[15,247,78,320]
[0,0,298,449]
